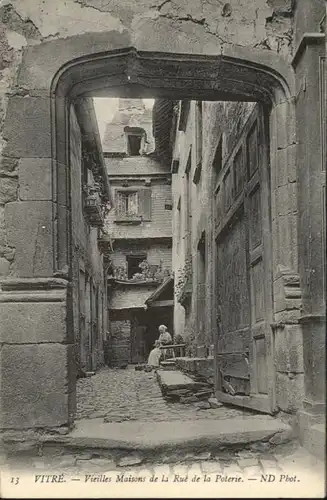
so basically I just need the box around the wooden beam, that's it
[148,299,173,308]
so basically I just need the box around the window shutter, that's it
[138,188,152,221]
[129,191,138,215]
[115,191,124,217]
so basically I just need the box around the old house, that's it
[69,98,113,374]
[170,65,325,456]
[103,99,174,365]
[0,0,324,461]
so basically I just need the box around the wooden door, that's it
[214,104,275,413]
[90,282,98,371]
[131,324,147,363]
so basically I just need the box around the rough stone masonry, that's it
[0,0,325,476]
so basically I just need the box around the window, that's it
[124,126,146,156]
[115,188,152,221]
[212,136,222,187]
[178,100,191,131]
[193,101,203,185]
[127,254,146,279]
[127,134,142,156]
[116,191,139,217]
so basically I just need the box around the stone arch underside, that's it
[0,37,299,430]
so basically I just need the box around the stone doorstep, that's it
[3,417,297,468]
[19,417,291,460]
[156,369,210,394]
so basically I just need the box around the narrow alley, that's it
[2,366,324,496]
[0,2,326,497]
[75,366,253,422]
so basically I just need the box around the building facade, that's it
[172,100,286,415]
[103,99,173,365]
[70,98,112,375]
[170,10,326,450]
[0,0,324,458]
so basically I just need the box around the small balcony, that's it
[84,188,104,227]
[109,261,172,285]
[176,257,193,306]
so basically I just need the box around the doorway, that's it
[1,43,298,430]
[214,104,275,413]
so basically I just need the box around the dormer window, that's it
[128,134,142,155]
[124,126,147,156]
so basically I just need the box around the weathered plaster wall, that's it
[0,0,324,434]
[109,283,158,310]
[106,156,170,176]
[105,179,172,239]
[0,0,296,284]
[102,98,155,154]
[0,0,295,222]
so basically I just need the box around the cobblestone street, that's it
[76,366,252,422]
[2,366,324,497]
[3,438,324,492]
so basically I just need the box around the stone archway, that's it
[0,37,299,431]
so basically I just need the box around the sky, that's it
[93,98,154,143]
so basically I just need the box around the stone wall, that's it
[0,0,324,447]
[292,0,326,448]
[0,1,297,234]
[171,96,306,415]
[172,100,255,345]
[70,105,107,373]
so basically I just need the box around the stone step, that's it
[156,369,208,395]
[2,417,297,472]
[160,360,177,370]
[175,356,214,380]
[41,416,291,451]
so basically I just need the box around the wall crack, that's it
[74,0,113,14]
[151,0,172,11]
[0,3,42,40]
[159,12,228,45]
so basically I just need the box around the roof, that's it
[74,97,113,206]
[145,276,174,306]
[152,99,177,164]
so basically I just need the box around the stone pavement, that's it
[3,439,325,497]
[76,365,253,422]
[2,366,325,497]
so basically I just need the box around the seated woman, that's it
[158,324,172,344]
[158,324,174,360]
[147,340,162,368]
